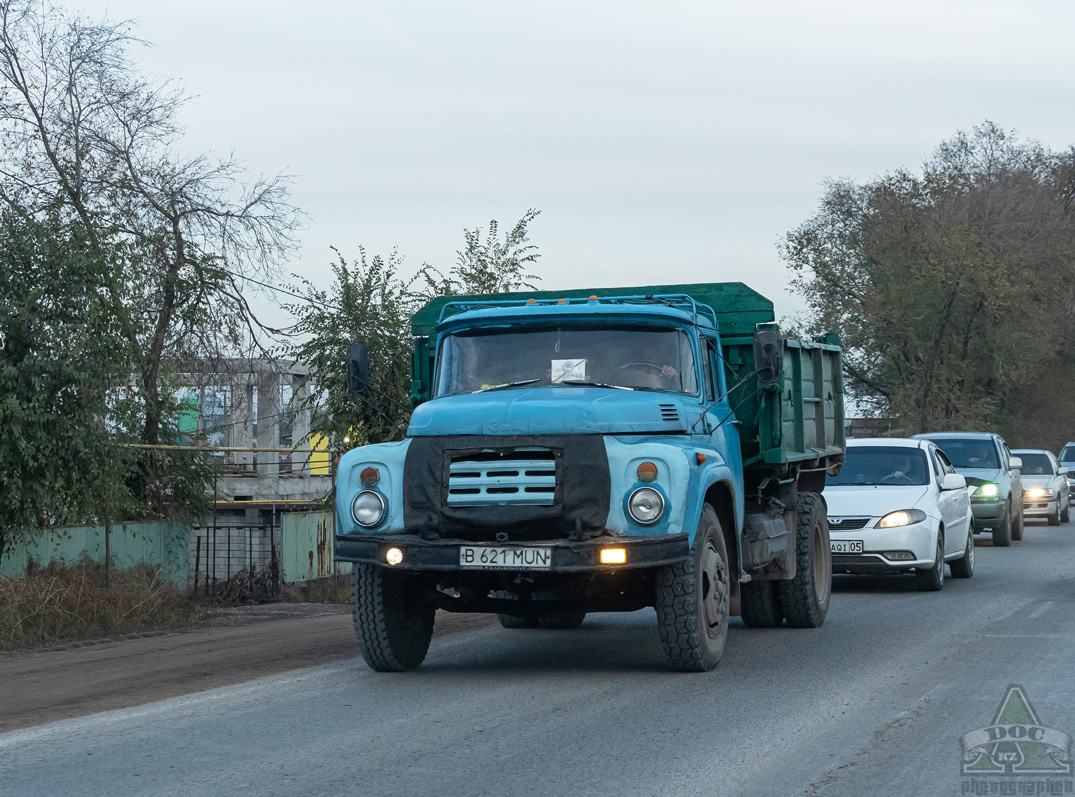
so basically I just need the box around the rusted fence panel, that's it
[280,511,350,583]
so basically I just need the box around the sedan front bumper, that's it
[1022,497,1058,518]
[830,521,937,574]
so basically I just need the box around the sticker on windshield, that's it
[552,359,587,383]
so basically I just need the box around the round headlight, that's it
[352,491,386,527]
[628,487,665,525]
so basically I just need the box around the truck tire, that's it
[498,614,538,628]
[655,503,730,672]
[949,531,974,578]
[777,492,831,628]
[351,564,435,672]
[1012,500,1024,540]
[538,613,586,629]
[739,580,784,628]
[1049,501,1061,526]
[992,506,1012,547]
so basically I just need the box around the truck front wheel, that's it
[777,491,831,628]
[655,503,730,672]
[351,564,435,672]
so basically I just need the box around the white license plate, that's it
[830,540,864,554]
[459,546,553,570]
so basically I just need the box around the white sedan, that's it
[825,438,974,590]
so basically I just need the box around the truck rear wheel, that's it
[655,503,730,672]
[538,613,586,629]
[777,492,831,628]
[351,564,435,672]
[739,580,784,628]
[498,614,538,628]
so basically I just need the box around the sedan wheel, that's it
[950,531,974,579]
[915,535,945,591]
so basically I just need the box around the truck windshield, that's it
[925,438,1000,470]
[435,324,699,396]
[827,446,930,487]
[1061,444,1075,464]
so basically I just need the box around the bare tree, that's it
[0,0,303,452]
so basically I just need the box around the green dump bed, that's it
[409,282,844,471]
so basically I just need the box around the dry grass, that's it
[0,558,212,651]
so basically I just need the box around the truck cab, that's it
[336,284,845,672]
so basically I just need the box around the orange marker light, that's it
[557,298,567,304]
[599,548,627,565]
[360,466,380,487]
[589,295,599,301]
[696,452,707,465]
[637,461,658,483]
[527,298,536,304]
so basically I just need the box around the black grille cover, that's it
[403,434,611,541]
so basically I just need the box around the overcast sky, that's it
[80,0,1075,322]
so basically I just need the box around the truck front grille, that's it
[447,449,557,507]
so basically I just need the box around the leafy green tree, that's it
[0,208,125,562]
[284,211,544,457]
[0,1,300,515]
[783,122,1075,446]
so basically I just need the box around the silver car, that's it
[913,432,1023,547]
[1013,449,1070,526]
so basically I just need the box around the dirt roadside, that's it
[0,605,497,733]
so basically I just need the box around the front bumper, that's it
[830,522,937,573]
[335,533,690,573]
[1022,497,1058,518]
[970,499,1006,527]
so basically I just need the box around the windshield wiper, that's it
[472,379,542,393]
[558,379,634,391]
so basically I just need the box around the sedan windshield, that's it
[827,446,930,487]
[925,438,999,470]
[436,324,698,397]
[1017,453,1053,476]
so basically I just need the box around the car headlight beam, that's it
[352,490,387,527]
[878,508,927,528]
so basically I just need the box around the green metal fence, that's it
[280,511,351,583]
[0,521,191,585]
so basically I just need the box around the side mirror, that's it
[941,473,966,491]
[1009,456,1022,471]
[753,328,783,385]
[1059,467,1069,477]
[347,340,370,395]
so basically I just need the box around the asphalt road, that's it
[2,522,1074,797]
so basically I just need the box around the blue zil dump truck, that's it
[335,283,845,672]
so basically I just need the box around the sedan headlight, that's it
[878,508,927,528]
[628,487,665,525]
[352,491,386,527]
[970,483,999,498]
[1025,487,1053,499]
